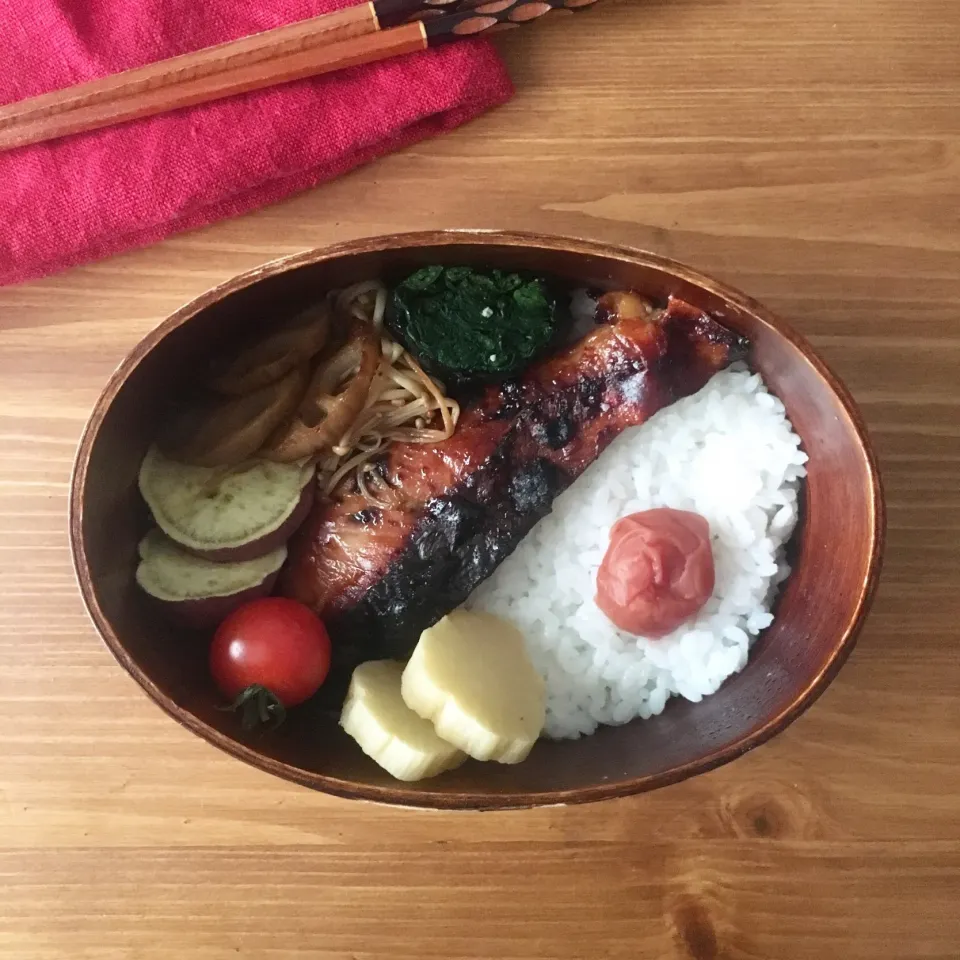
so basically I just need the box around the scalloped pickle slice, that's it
[401,611,546,764]
[340,660,466,782]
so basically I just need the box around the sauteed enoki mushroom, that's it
[158,281,460,506]
[305,282,458,505]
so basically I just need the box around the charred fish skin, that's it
[330,452,568,664]
[307,298,749,666]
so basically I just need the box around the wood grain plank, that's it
[1,844,958,959]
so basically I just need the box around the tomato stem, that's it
[222,684,287,731]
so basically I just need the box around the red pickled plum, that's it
[595,509,715,638]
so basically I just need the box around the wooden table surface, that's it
[2,1,959,957]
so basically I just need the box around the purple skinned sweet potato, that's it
[185,480,314,564]
[139,448,314,564]
[136,530,286,629]
[151,570,281,630]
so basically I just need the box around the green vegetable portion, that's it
[389,266,557,384]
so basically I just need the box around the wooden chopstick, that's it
[0,0,596,154]
[0,0,477,153]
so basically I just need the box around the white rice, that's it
[464,367,808,740]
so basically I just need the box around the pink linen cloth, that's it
[0,0,513,285]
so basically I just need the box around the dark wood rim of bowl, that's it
[68,230,886,811]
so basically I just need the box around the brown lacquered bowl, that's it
[69,231,884,810]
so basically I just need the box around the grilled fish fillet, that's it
[282,295,748,667]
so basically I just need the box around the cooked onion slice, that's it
[158,365,309,468]
[261,318,380,463]
[288,282,462,501]
[211,303,331,396]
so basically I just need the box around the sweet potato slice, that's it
[135,530,286,629]
[139,447,314,561]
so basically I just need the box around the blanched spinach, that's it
[389,266,557,384]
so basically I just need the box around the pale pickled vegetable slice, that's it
[139,446,313,555]
[401,611,546,764]
[136,529,285,602]
[340,660,465,782]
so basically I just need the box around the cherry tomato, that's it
[210,598,331,729]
